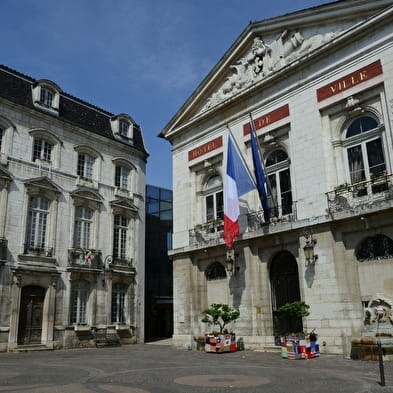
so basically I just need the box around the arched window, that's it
[265,149,292,217]
[356,234,393,262]
[205,262,227,280]
[204,175,223,223]
[344,115,385,183]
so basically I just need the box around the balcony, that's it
[0,237,7,263]
[189,219,224,247]
[68,248,102,270]
[188,203,297,248]
[326,174,393,217]
[18,243,56,268]
[109,257,136,274]
[23,244,53,257]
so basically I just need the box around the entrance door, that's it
[18,286,45,345]
[270,251,302,343]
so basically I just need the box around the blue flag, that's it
[249,119,270,222]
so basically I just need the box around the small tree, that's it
[278,301,310,318]
[201,303,240,334]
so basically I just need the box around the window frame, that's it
[113,214,129,261]
[343,116,386,184]
[203,174,223,223]
[70,280,90,325]
[111,282,128,324]
[265,149,293,218]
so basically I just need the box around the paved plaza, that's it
[0,342,393,393]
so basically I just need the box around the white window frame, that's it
[111,283,128,324]
[74,206,93,249]
[113,215,128,260]
[265,149,293,218]
[26,196,50,249]
[203,175,223,223]
[70,280,89,325]
[342,116,386,184]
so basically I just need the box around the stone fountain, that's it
[351,293,393,360]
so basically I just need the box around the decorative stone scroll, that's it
[363,294,393,336]
[202,29,338,112]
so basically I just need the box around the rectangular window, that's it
[115,166,129,189]
[33,138,52,162]
[74,207,92,248]
[40,88,54,107]
[0,127,3,151]
[77,154,94,179]
[27,196,49,249]
[111,284,126,323]
[71,281,89,324]
[119,121,129,137]
[113,215,128,260]
[347,145,365,183]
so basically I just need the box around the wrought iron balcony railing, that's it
[188,203,297,247]
[68,248,102,269]
[247,203,297,231]
[23,244,54,257]
[326,174,393,215]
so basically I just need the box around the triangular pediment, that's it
[24,176,61,193]
[0,165,12,181]
[70,187,104,203]
[110,198,138,212]
[161,0,393,139]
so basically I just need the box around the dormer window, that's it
[110,114,134,143]
[32,79,61,115]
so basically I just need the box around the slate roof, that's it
[0,64,148,157]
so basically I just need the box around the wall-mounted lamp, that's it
[303,232,318,266]
[102,255,113,286]
[225,248,235,276]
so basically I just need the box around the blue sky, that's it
[2,0,332,189]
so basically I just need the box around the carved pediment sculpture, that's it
[202,29,338,112]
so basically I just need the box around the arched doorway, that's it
[17,286,46,345]
[270,251,302,343]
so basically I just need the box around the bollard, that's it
[377,341,385,387]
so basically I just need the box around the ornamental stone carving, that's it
[202,30,338,112]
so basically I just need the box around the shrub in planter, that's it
[201,304,240,353]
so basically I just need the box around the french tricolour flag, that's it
[223,134,256,248]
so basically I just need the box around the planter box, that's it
[281,335,319,359]
[205,333,236,353]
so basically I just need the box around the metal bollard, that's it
[378,341,385,387]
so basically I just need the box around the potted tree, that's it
[201,303,240,353]
[277,301,318,359]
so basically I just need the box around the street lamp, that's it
[225,248,235,276]
[303,233,318,266]
[102,255,113,286]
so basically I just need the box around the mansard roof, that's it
[0,65,148,158]
[160,0,393,140]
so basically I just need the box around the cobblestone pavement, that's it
[0,344,393,393]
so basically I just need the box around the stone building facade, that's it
[161,0,393,356]
[0,65,148,351]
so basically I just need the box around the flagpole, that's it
[249,113,276,211]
